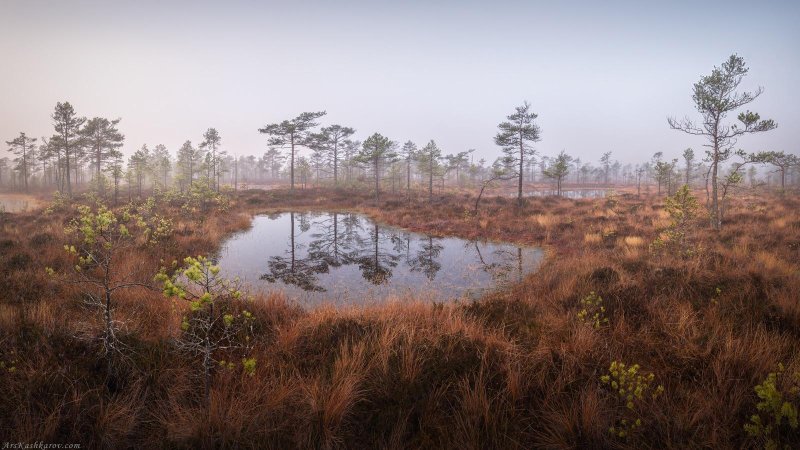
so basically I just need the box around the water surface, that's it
[216,212,543,305]
[0,195,39,213]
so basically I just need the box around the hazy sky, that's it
[1,0,798,165]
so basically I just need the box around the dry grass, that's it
[583,232,602,245]
[1,186,799,448]
[623,236,645,247]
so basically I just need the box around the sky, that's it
[1,0,798,165]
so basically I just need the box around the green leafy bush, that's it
[600,361,664,439]
[744,363,800,449]
[577,291,608,329]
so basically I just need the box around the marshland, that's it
[2,2,800,449]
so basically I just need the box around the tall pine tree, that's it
[494,102,541,206]
[258,111,326,191]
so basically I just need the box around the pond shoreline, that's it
[216,210,545,306]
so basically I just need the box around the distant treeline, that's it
[2,82,797,204]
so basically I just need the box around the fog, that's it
[1,0,798,163]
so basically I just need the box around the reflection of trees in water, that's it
[307,212,347,268]
[260,212,327,291]
[472,241,524,283]
[410,235,443,281]
[259,212,528,293]
[352,223,399,285]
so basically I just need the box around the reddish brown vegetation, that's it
[1,187,798,448]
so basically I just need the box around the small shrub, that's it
[157,255,255,405]
[600,361,664,439]
[744,363,800,449]
[651,185,699,256]
[44,191,69,214]
[577,291,608,329]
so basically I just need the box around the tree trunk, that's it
[374,158,380,203]
[710,150,720,230]
[517,142,523,207]
[204,336,212,406]
[65,143,72,197]
[428,156,433,202]
[290,135,295,192]
[333,141,338,186]
[475,182,488,213]
[406,158,411,199]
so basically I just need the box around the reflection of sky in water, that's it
[216,212,544,306]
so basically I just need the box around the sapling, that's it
[157,256,255,406]
[48,204,163,375]
[179,180,230,228]
[652,185,699,256]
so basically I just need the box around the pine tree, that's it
[258,111,326,191]
[669,54,776,230]
[50,102,86,197]
[5,132,37,192]
[80,117,124,194]
[355,133,396,203]
[398,141,417,196]
[543,151,573,196]
[129,145,150,198]
[759,151,799,191]
[600,151,612,185]
[309,124,355,186]
[682,148,695,186]
[0,157,9,188]
[417,140,442,201]
[494,101,541,206]
[176,140,203,191]
[151,144,171,189]
[200,128,223,191]
[261,147,285,181]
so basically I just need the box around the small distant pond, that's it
[0,195,40,213]
[216,212,544,306]
[524,189,609,199]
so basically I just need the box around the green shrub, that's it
[600,361,664,439]
[157,255,255,405]
[744,363,800,450]
[577,291,608,329]
[652,185,699,256]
